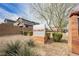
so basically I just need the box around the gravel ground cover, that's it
[0,34,77,56]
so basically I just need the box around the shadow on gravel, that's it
[45,39,68,44]
[60,39,68,43]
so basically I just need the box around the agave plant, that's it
[1,40,37,56]
[27,40,36,47]
[17,44,35,56]
[3,40,21,56]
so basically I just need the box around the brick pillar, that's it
[69,15,79,54]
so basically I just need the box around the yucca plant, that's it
[1,40,38,56]
[17,45,35,56]
[3,40,21,56]
[27,40,36,47]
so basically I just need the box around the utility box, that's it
[69,5,79,54]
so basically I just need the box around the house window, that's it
[20,26,23,28]
[25,25,28,27]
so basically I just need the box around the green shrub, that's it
[2,40,37,56]
[17,45,35,56]
[52,32,63,42]
[20,31,23,35]
[3,40,21,56]
[20,31,28,36]
[27,40,35,47]
[29,32,33,36]
[24,32,28,36]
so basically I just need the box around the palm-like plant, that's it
[2,40,37,56]
[3,40,21,56]
[27,40,35,47]
[17,45,35,56]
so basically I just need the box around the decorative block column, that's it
[69,15,79,54]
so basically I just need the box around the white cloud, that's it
[16,4,30,19]
[0,18,4,24]
[0,4,41,24]
[0,8,19,22]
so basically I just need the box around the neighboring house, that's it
[2,17,39,36]
[14,17,39,28]
[4,19,16,24]
[4,17,39,28]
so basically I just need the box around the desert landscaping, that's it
[0,3,79,56]
[0,33,69,56]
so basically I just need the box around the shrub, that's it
[17,45,35,56]
[29,32,33,36]
[52,32,63,42]
[27,40,35,47]
[23,32,28,36]
[20,31,28,36]
[20,31,23,35]
[2,40,37,56]
[3,40,21,56]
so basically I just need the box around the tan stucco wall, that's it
[33,36,45,45]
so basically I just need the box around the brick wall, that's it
[69,15,79,54]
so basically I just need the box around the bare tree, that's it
[31,3,76,32]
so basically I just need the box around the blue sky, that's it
[0,3,38,23]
